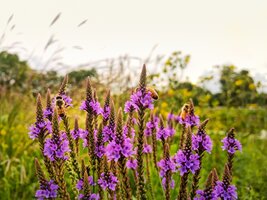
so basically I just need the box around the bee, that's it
[180,103,190,120]
[134,86,159,100]
[55,95,66,117]
[147,87,159,100]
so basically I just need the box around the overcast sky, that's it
[1,0,267,86]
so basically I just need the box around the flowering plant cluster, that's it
[28,65,242,200]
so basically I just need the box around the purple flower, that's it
[44,132,70,161]
[28,121,52,140]
[106,137,134,161]
[221,137,242,154]
[156,127,174,141]
[61,94,73,107]
[192,131,213,153]
[89,101,102,115]
[105,126,135,161]
[157,158,176,178]
[125,89,154,113]
[102,106,110,120]
[213,181,237,200]
[167,113,175,121]
[176,115,200,127]
[126,159,137,169]
[166,126,175,137]
[102,125,115,142]
[123,125,135,142]
[43,107,53,119]
[124,100,135,113]
[71,128,84,140]
[76,176,95,191]
[76,176,99,200]
[35,180,58,200]
[105,142,121,161]
[162,177,175,190]
[156,128,168,141]
[194,189,215,200]
[143,144,152,154]
[95,143,105,158]
[78,193,100,200]
[172,150,200,176]
[80,130,89,147]
[80,100,102,115]
[130,90,154,110]
[80,101,87,111]
[132,117,137,125]
[157,157,176,191]
[98,172,118,191]
[145,116,159,136]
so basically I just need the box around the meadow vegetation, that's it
[0,51,266,199]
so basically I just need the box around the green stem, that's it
[190,151,204,199]
[145,153,155,200]
[38,133,55,179]
[178,172,189,200]
[137,108,147,200]
[118,157,132,200]
[54,161,70,200]
[62,115,80,179]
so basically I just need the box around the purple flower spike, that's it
[61,94,73,107]
[213,181,237,200]
[43,107,53,119]
[102,126,115,142]
[157,156,176,191]
[105,121,135,161]
[222,137,242,154]
[98,172,118,191]
[176,115,200,127]
[76,176,95,191]
[95,143,105,158]
[71,128,84,140]
[79,130,89,147]
[78,193,100,200]
[172,150,200,176]
[44,132,70,161]
[35,180,58,200]
[28,121,52,140]
[124,100,135,113]
[145,116,159,136]
[192,134,212,153]
[131,90,154,110]
[156,127,174,141]
[157,158,176,178]
[80,101,87,111]
[126,159,137,170]
[124,89,154,113]
[166,126,175,137]
[102,106,110,120]
[162,177,175,190]
[143,144,152,154]
[192,127,213,153]
[194,189,215,200]
[106,137,134,161]
[167,113,175,121]
[89,101,103,115]
[80,100,103,115]
[123,125,135,142]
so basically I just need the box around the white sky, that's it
[1,0,267,84]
